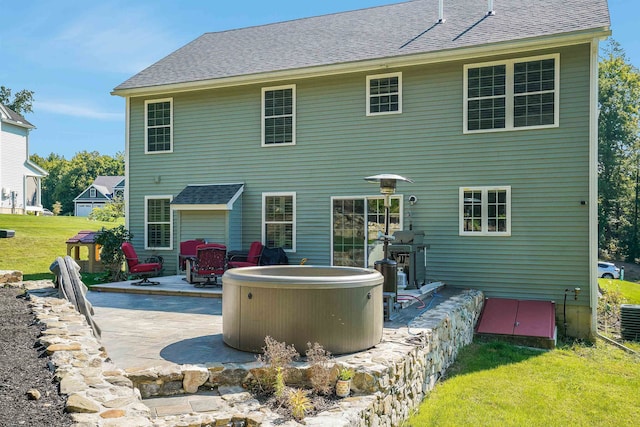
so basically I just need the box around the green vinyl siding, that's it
[177,211,227,244]
[126,44,592,304]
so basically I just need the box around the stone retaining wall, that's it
[21,282,483,426]
[0,269,22,284]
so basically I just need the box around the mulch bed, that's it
[0,287,73,426]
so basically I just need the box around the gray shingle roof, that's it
[114,0,610,93]
[0,103,34,128]
[93,176,124,193]
[172,184,244,207]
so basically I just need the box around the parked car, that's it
[41,208,53,216]
[598,261,620,279]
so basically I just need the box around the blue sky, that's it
[0,0,636,159]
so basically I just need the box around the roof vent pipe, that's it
[438,0,446,23]
[487,0,495,16]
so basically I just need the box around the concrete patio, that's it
[75,275,483,425]
[88,274,442,370]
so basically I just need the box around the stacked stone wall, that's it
[21,282,483,426]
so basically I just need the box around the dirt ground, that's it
[0,287,73,426]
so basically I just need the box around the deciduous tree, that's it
[598,40,640,260]
[0,86,34,115]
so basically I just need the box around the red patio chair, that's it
[121,242,163,286]
[227,241,263,269]
[179,239,205,271]
[186,243,227,287]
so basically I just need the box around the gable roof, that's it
[73,176,124,202]
[171,183,244,210]
[93,176,124,194]
[113,0,610,96]
[0,103,34,129]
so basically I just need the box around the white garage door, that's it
[76,204,94,217]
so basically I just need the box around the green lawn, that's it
[599,277,640,304]
[598,278,640,352]
[0,214,123,282]
[407,340,640,426]
[408,279,640,427]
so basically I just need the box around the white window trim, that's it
[144,195,173,250]
[459,186,511,236]
[89,188,96,198]
[262,192,296,252]
[144,98,174,154]
[261,85,296,147]
[463,54,560,133]
[366,72,403,116]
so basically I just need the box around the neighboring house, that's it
[73,176,124,216]
[112,0,611,338]
[0,103,47,215]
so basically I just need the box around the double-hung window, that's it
[464,54,559,132]
[90,188,96,198]
[145,196,173,249]
[262,85,295,146]
[459,186,511,236]
[367,72,402,116]
[263,192,295,251]
[145,98,173,153]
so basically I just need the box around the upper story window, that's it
[145,196,173,249]
[459,186,511,236]
[263,192,296,251]
[89,188,96,198]
[145,98,173,153]
[464,54,559,132]
[367,72,402,116]
[262,85,295,146]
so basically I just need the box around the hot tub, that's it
[222,265,384,354]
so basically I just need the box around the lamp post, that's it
[364,174,413,303]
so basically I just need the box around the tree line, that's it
[2,86,125,216]
[599,41,640,261]
[29,151,124,216]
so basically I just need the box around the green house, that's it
[112,0,611,338]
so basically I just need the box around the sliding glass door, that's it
[332,196,401,267]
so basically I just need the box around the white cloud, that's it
[36,100,121,121]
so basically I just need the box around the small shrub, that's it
[274,367,286,402]
[89,197,124,222]
[254,336,299,394]
[94,225,132,282]
[306,342,334,395]
[288,388,312,421]
[52,201,62,216]
[338,367,354,381]
[598,286,625,337]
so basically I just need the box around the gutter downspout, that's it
[487,0,495,16]
[589,37,599,338]
[124,96,130,231]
